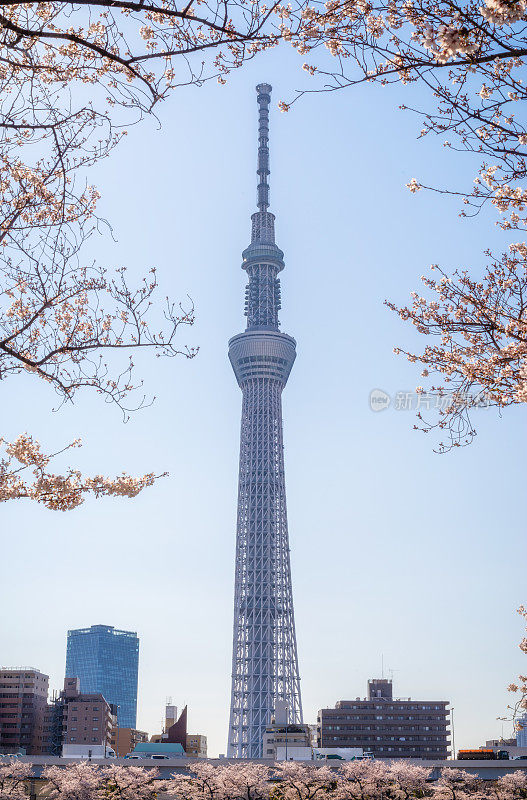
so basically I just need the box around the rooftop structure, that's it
[227,84,302,758]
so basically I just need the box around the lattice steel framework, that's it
[227,83,303,759]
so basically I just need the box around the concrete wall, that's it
[3,755,527,780]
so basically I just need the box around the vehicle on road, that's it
[458,750,510,760]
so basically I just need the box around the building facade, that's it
[51,677,115,752]
[262,700,310,760]
[186,734,207,758]
[227,84,302,759]
[65,624,139,728]
[263,723,311,760]
[0,668,49,755]
[110,727,149,757]
[317,679,450,760]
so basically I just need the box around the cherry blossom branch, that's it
[0,433,165,510]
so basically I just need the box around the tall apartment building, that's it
[0,668,49,755]
[65,624,139,728]
[317,679,450,760]
[59,677,115,750]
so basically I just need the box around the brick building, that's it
[0,668,49,755]
[317,678,450,759]
[46,677,115,754]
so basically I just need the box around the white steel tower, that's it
[227,83,303,758]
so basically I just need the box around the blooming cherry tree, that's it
[432,769,481,800]
[336,760,392,800]
[265,0,527,448]
[276,762,337,800]
[220,763,271,800]
[494,772,527,800]
[386,249,527,451]
[0,761,33,800]
[388,762,432,799]
[101,765,166,800]
[170,761,227,800]
[41,763,104,800]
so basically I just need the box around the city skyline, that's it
[1,51,525,758]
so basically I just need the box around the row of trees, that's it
[2,760,527,800]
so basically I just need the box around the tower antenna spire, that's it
[256,83,272,212]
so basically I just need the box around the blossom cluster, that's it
[387,251,527,450]
[0,434,162,510]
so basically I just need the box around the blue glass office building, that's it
[65,625,139,728]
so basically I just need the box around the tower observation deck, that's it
[227,84,303,759]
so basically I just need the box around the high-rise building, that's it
[65,624,139,728]
[227,84,302,758]
[317,678,450,760]
[0,668,49,755]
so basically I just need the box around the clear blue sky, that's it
[1,43,525,758]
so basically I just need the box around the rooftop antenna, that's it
[256,83,271,212]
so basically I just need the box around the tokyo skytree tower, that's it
[227,84,303,759]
